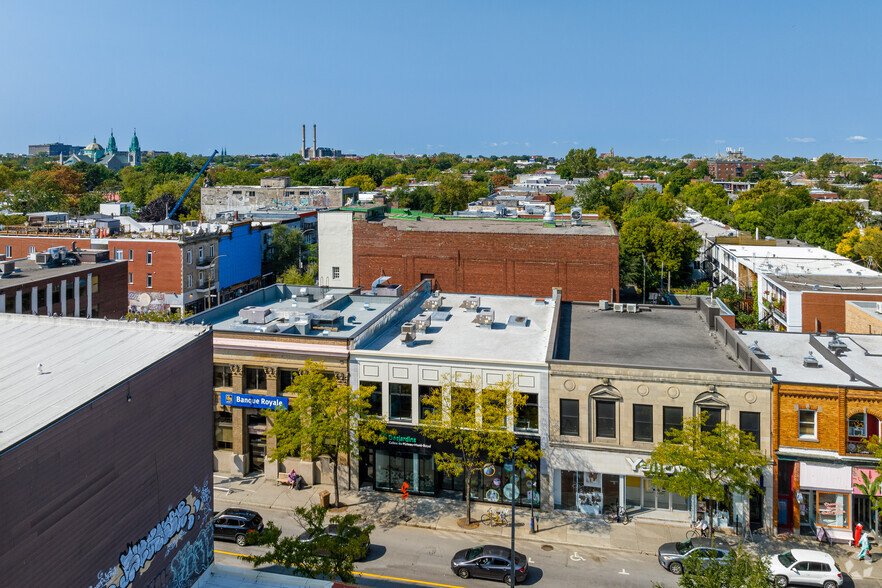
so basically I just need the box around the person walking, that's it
[857,531,871,561]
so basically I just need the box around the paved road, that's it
[214,504,678,587]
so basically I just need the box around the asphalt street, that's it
[213,504,678,587]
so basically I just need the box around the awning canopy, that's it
[800,463,852,493]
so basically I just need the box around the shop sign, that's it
[627,456,679,475]
[221,392,289,410]
[387,434,432,451]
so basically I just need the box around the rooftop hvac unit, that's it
[238,306,273,324]
[421,295,444,311]
[472,308,494,327]
[827,336,848,354]
[460,296,480,312]
[613,303,625,313]
[570,206,583,226]
[0,260,15,278]
[803,351,820,368]
[401,321,415,335]
[412,313,432,332]
[598,300,610,311]
[626,304,638,313]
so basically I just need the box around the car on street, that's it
[657,537,730,575]
[769,549,843,587]
[297,524,371,560]
[450,545,528,584]
[212,508,264,546]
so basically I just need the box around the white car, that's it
[769,549,843,588]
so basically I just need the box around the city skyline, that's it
[3,1,881,158]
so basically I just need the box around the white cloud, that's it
[524,142,530,148]
[572,141,579,145]
[846,135,868,142]
[714,139,726,144]
[551,140,558,145]
[490,142,498,147]
[786,137,816,143]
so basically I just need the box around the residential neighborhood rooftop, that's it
[765,273,882,293]
[721,244,881,277]
[377,216,617,236]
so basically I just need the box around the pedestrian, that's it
[287,469,298,489]
[857,531,870,560]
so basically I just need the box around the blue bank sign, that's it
[221,392,289,410]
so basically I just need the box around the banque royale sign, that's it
[221,392,289,410]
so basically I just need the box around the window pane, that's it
[701,408,722,433]
[799,410,816,437]
[633,404,653,442]
[560,399,579,436]
[663,406,683,437]
[516,392,539,432]
[362,381,383,416]
[595,400,616,438]
[418,385,435,422]
[279,369,294,391]
[740,411,761,447]
[213,365,232,388]
[389,383,412,421]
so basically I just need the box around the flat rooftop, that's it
[736,331,882,388]
[0,314,209,453]
[722,244,880,277]
[377,216,617,236]
[188,284,398,339]
[766,273,882,293]
[355,292,556,364]
[553,303,739,371]
[0,259,122,287]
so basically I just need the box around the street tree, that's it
[263,360,391,508]
[243,504,373,584]
[644,412,767,536]
[558,147,600,179]
[266,224,306,275]
[618,215,701,286]
[417,376,541,524]
[343,174,377,192]
[654,543,772,588]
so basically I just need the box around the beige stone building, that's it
[845,300,882,334]
[546,298,775,532]
[201,176,358,220]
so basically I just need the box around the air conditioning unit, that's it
[626,304,638,313]
[412,313,432,332]
[613,303,625,313]
[460,296,480,312]
[472,308,494,327]
[421,295,444,311]
[570,207,583,226]
[598,300,610,311]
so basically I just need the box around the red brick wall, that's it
[352,222,620,301]
[802,291,882,333]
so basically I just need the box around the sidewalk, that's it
[213,474,882,583]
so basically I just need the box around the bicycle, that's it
[603,505,630,525]
[686,519,710,539]
[481,507,509,526]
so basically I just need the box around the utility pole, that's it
[510,444,517,588]
[642,254,646,305]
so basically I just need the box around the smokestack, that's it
[302,125,306,153]
[313,124,317,154]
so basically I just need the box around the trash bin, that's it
[318,490,330,508]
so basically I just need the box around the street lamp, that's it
[206,254,228,310]
[510,444,517,588]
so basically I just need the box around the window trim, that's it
[146,273,153,289]
[594,399,617,440]
[559,398,580,437]
[632,404,653,443]
[799,409,818,440]
[146,250,153,265]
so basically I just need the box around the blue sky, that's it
[2,1,879,159]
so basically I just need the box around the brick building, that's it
[738,330,882,541]
[707,159,765,180]
[318,210,620,302]
[0,249,127,318]
[845,300,882,334]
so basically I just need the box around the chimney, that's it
[302,125,306,154]
[313,124,317,154]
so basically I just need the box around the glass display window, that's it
[817,492,849,529]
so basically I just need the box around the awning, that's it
[800,463,852,493]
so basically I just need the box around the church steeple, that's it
[128,129,141,167]
[106,129,117,154]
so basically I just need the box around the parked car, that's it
[450,545,528,584]
[769,549,843,588]
[297,524,371,560]
[657,537,730,575]
[212,508,264,546]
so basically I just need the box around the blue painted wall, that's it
[218,223,262,290]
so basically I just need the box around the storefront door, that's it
[247,412,266,473]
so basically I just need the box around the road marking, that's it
[618,569,630,575]
[214,550,467,588]
[570,552,586,561]
[528,557,535,564]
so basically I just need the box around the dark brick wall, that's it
[0,331,215,587]
[801,291,882,333]
[352,221,620,301]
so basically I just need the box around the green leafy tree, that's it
[654,544,772,588]
[266,224,306,275]
[278,263,317,285]
[434,174,478,214]
[417,376,541,524]
[645,413,767,536]
[558,147,600,179]
[343,174,377,192]
[125,308,194,321]
[0,164,17,191]
[619,216,701,286]
[243,504,373,584]
[622,189,683,223]
[146,152,196,177]
[263,361,391,508]
[714,284,742,311]
[383,173,409,187]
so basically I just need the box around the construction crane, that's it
[167,149,218,219]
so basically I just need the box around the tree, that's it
[383,173,409,187]
[343,174,376,192]
[243,504,372,584]
[645,413,767,536]
[146,152,196,177]
[654,544,771,588]
[266,224,305,275]
[263,361,390,508]
[490,173,513,188]
[619,216,701,286]
[417,376,541,524]
[713,284,742,311]
[0,164,17,191]
[434,174,477,214]
[558,148,600,179]
[124,308,194,322]
[278,263,317,285]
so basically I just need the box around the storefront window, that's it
[213,365,232,388]
[475,461,540,508]
[817,492,849,529]
[375,449,435,495]
[671,490,690,511]
[362,381,383,416]
[625,476,642,509]
[389,383,412,421]
[214,411,233,450]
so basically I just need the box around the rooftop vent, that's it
[803,351,820,368]
[422,295,444,311]
[413,313,432,332]
[507,315,529,327]
[598,300,610,311]
[827,333,848,354]
[613,303,625,313]
[460,296,480,312]
[748,340,768,359]
[401,321,415,335]
[239,306,273,324]
[472,308,494,328]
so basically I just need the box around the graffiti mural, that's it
[89,476,213,588]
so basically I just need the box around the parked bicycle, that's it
[686,518,710,539]
[603,505,630,525]
[481,507,509,526]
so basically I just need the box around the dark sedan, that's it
[297,524,371,560]
[450,545,528,584]
[657,537,730,575]
[212,508,264,546]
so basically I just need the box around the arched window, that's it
[847,411,880,454]
[589,385,622,441]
